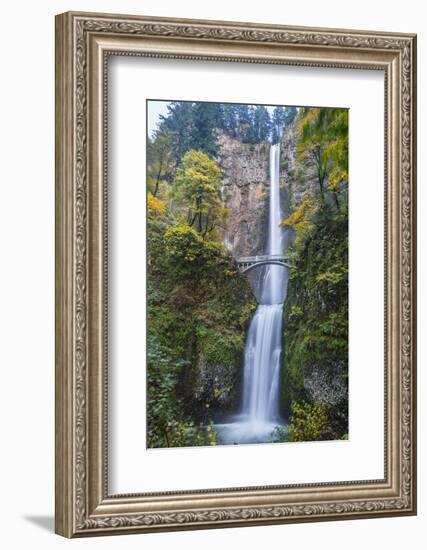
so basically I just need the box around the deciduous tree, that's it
[172,150,226,237]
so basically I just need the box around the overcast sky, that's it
[147,100,170,138]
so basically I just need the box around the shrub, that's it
[147,333,217,448]
[288,400,336,442]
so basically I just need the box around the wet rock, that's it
[303,362,348,407]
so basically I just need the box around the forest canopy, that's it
[146,100,348,447]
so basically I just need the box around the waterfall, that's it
[216,143,289,444]
[242,143,288,427]
[241,304,284,423]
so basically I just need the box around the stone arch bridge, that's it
[236,254,291,274]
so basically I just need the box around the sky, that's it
[147,100,170,138]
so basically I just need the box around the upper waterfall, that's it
[261,143,288,306]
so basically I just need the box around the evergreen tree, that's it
[190,102,221,156]
[219,104,239,137]
[147,125,173,196]
[271,106,286,143]
[161,102,195,162]
[235,104,252,140]
[252,105,271,142]
[161,101,222,160]
[242,106,256,143]
[284,106,298,127]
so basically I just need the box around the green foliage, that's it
[146,333,183,446]
[156,101,294,160]
[146,102,349,447]
[234,104,252,140]
[281,198,316,246]
[288,401,336,442]
[147,125,174,197]
[219,104,240,138]
[147,211,255,434]
[251,105,272,142]
[296,107,348,206]
[280,107,348,439]
[197,327,244,368]
[146,145,256,444]
[147,334,217,448]
[274,400,346,443]
[284,106,298,126]
[191,102,223,156]
[281,210,348,417]
[271,106,286,143]
[164,223,205,262]
[160,101,199,162]
[159,101,223,161]
[172,150,226,237]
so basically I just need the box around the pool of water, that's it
[214,415,289,445]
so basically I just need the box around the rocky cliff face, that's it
[216,132,270,258]
[280,121,318,211]
[303,362,347,406]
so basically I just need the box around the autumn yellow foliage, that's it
[281,199,316,245]
[147,192,166,216]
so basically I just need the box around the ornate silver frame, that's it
[55,11,417,537]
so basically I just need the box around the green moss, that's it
[198,328,244,368]
[281,207,348,429]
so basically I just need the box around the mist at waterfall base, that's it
[215,144,290,445]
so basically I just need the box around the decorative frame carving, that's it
[55,11,417,537]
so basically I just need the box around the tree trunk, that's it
[153,159,164,197]
[333,189,340,211]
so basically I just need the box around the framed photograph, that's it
[55,11,417,537]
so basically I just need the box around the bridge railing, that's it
[236,254,290,263]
